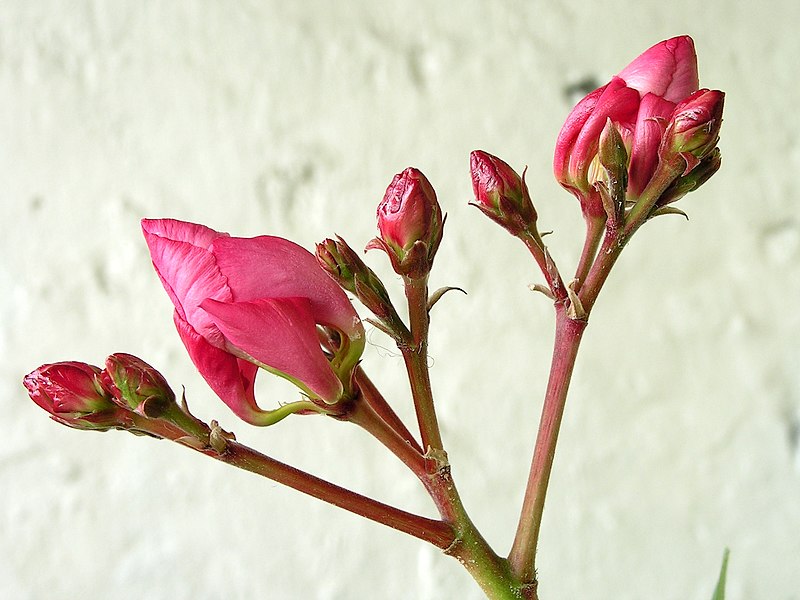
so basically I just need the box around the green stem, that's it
[401,275,444,453]
[127,413,455,549]
[508,303,587,584]
[431,467,530,599]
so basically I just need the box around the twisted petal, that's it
[554,83,607,190]
[627,93,676,197]
[142,219,232,341]
[201,296,343,403]
[617,35,698,102]
[567,78,639,191]
[173,312,265,424]
[211,236,363,340]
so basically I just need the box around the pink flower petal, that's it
[211,236,362,338]
[142,220,232,341]
[627,93,676,197]
[554,83,607,189]
[200,296,343,403]
[567,78,640,188]
[618,36,698,103]
[173,312,267,424]
[141,218,227,250]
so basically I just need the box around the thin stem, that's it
[520,229,567,301]
[578,233,625,315]
[127,413,455,549]
[353,367,423,454]
[345,392,427,478]
[573,215,606,292]
[399,275,531,597]
[508,304,587,583]
[402,275,444,453]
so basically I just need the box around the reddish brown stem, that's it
[402,275,445,453]
[507,303,587,584]
[353,367,423,454]
[129,414,455,549]
[520,230,567,301]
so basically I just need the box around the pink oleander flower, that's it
[368,167,444,276]
[141,218,365,425]
[23,362,128,431]
[469,150,537,236]
[554,35,724,217]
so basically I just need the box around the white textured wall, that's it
[3,2,798,599]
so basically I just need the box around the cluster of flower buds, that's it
[367,167,444,278]
[553,35,724,220]
[24,354,175,431]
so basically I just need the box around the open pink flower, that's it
[554,36,722,216]
[142,219,365,424]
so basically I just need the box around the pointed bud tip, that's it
[375,167,443,276]
[470,150,537,236]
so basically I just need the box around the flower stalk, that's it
[508,304,587,583]
[401,274,445,456]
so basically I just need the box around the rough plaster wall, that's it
[2,1,798,598]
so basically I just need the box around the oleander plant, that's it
[24,36,729,599]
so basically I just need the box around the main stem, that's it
[508,303,587,584]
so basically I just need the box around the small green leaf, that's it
[710,548,730,600]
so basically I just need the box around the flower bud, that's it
[367,167,444,277]
[103,353,176,417]
[469,150,537,236]
[591,119,629,224]
[23,362,129,431]
[316,237,398,323]
[661,89,725,171]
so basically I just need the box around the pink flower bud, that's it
[142,219,365,424]
[368,168,443,277]
[554,36,722,211]
[470,150,537,236]
[24,362,127,431]
[661,89,725,170]
[103,353,176,417]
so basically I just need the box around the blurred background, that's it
[2,1,798,598]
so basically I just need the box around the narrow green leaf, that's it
[710,548,730,600]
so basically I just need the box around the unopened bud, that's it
[469,150,537,236]
[661,89,724,171]
[23,362,128,431]
[103,353,175,417]
[316,236,398,323]
[595,119,629,223]
[367,167,444,277]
